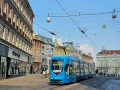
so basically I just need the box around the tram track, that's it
[57,76,106,90]
[70,76,114,90]
[23,76,113,90]
[45,76,106,90]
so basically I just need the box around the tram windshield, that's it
[52,60,64,74]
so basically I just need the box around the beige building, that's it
[96,50,120,75]
[81,53,94,64]
[32,35,42,73]
[0,0,34,78]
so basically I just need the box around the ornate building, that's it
[0,0,34,78]
[96,50,120,75]
[69,42,82,59]
[53,40,70,56]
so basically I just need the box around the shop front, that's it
[8,48,28,77]
[0,44,8,79]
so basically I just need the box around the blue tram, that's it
[50,56,94,84]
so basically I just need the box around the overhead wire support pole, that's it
[104,49,107,78]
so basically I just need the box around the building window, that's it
[8,29,10,35]
[42,46,45,50]
[40,50,41,54]
[35,49,36,53]
[2,25,5,31]
[2,1,6,12]
[39,56,41,60]
[34,56,36,60]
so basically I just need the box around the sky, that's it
[28,0,120,63]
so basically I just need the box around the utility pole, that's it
[115,53,118,77]
[104,49,107,77]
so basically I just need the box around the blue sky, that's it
[28,0,120,62]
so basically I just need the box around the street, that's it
[0,74,119,90]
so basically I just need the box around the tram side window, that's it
[92,65,94,74]
[85,63,89,75]
[80,62,84,76]
[74,61,79,75]
[65,64,69,75]
[89,65,92,73]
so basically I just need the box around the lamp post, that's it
[112,9,117,19]
[46,13,51,22]
[115,53,118,77]
[104,49,107,77]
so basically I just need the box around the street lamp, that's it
[112,9,117,19]
[46,13,51,22]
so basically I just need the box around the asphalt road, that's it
[0,76,115,90]
[23,76,114,90]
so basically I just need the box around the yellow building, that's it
[54,40,70,56]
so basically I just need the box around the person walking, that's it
[34,65,37,74]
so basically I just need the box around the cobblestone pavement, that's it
[0,75,119,90]
[0,74,49,90]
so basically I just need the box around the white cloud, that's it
[52,36,56,42]
[57,38,63,46]
[76,44,96,63]
[52,36,63,46]
[79,44,94,54]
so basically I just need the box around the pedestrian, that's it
[33,65,37,74]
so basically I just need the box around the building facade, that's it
[81,53,93,64]
[96,50,120,75]
[0,0,34,78]
[39,35,54,73]
[32,35,42,73]
[54,40,68,56]
[69,42,82,59]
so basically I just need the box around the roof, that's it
[82,53,93,58]
[38,35,54,45]
[98,50,120,54]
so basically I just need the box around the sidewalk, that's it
[0,74,49,86]
[101,77,120,90]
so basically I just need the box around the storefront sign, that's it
[12,51,20,58]
[8,48,28,62]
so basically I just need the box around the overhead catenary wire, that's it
[56,0,99,50]
[50,11,120,17]
[34,21,68,42]
[34,22,57,35]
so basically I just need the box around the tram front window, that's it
[52,60,64,74]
